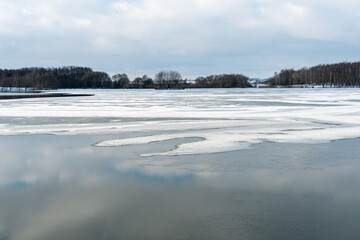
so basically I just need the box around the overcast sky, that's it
[0,0,359,79]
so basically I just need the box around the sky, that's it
[0,0,359,80]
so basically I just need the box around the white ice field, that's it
[1,88,360,156]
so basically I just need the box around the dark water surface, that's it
[0,134,360,240]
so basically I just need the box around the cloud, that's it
[0,0,359,78]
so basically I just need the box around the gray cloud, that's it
[0,0,359,79]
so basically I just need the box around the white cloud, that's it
[0,0,359,78]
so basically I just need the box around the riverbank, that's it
[0,92,94,100]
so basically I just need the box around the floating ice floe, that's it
[94,125,360,156]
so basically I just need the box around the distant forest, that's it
[268,61,360,87]
[0,67,250,90]
[1,61,360,90]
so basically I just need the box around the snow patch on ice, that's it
[95,125,360,156]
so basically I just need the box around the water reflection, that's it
[0,135,360,239]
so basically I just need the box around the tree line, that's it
[0,67,93,90]
[268,61,360,87]
[194,74,251,88]
[0,67,251,90]
[2,61,360,90]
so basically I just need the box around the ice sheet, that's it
[1,88,360,155]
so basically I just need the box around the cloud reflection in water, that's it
[0,135,360,239]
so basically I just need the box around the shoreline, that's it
[0,93,94,100]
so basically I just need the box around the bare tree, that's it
[155,70,182,88]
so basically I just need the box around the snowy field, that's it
[0,88,360,156]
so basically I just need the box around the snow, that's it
[1,88,360,156]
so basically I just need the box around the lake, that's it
[0,88,360,239]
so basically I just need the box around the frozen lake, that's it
[1,88,360,156]
[0,88,360,239]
